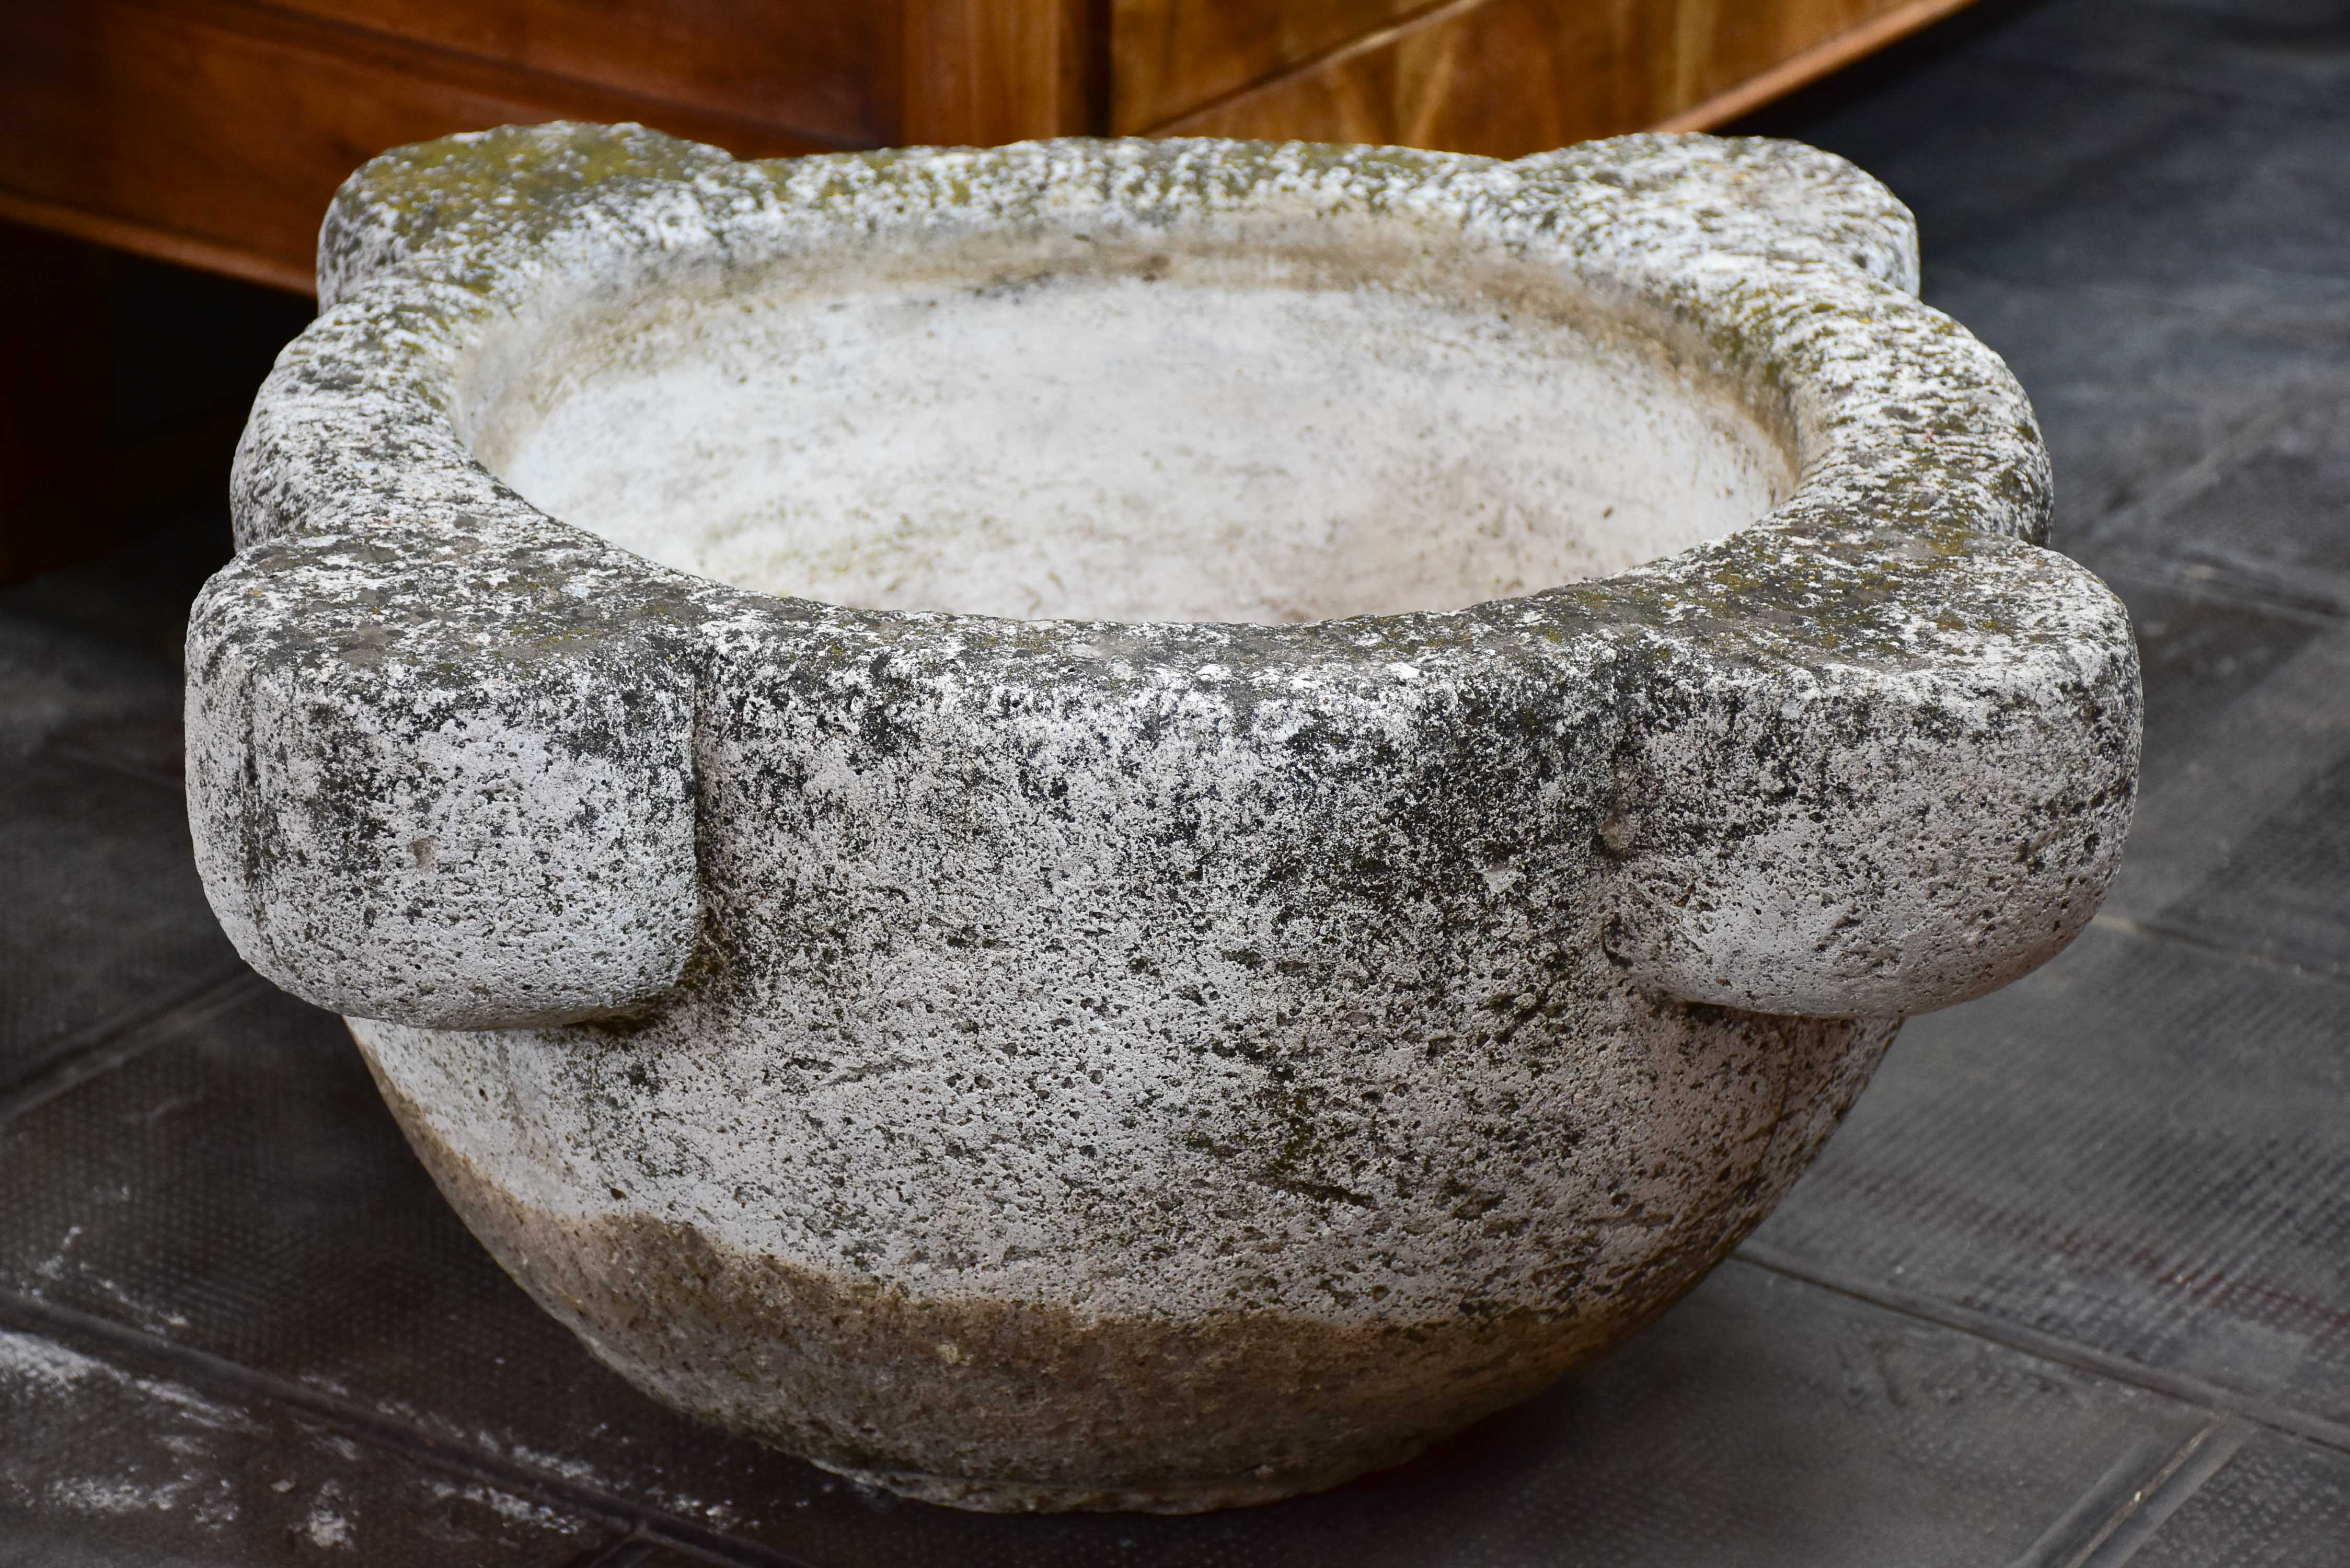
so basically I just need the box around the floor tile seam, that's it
[2006,1416,2236,1568]
[0,1288,819,1568]
[562,1531,660,1568]
[0,965,262,1127]
[2072,1417,2254,1568]
[1949,43,2350,120]
[1729,1247,2350,1457]
[2005,1431,2182,1568]
[2089,913,2350,993]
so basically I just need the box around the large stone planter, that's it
[187,124,2140,1513]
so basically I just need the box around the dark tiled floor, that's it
[0,1318,609,1566]
[5,0,2348,1561]
[0,535,245,1105]
[1749,923,2350,1428]
[2129,1431,2350,1568]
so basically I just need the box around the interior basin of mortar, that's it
[460,227,1794,623]
[189,128,2142,1519]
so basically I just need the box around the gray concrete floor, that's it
[3,0,2347,1560]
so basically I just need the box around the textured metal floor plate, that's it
[0,1319,615,1565]
[1755,921,2350,1431]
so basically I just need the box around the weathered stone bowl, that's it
[188,124,2140,1512]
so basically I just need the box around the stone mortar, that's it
[186,124,2142,1512]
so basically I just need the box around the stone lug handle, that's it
[190,125,728,1030]
[1596,625,2141,1019]
[189,124,2141,1032]
[185,535,707,1030]
[1503,141,2138,1020]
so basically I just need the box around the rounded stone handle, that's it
[1498,138,2134,1017]
[185,538,704,1030]
[1600,622,2140,1018]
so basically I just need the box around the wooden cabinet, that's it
[0,0,1971,293]
[1128,0,1977,150]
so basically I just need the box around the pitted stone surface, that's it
[187,125,2140,1509]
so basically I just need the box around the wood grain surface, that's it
[0,0,841,294]
[900,0,1104,147]
[0,0,1974,293]
[267,0,892,146]
[1149,0,1976,153]
[1112,0,1431,134]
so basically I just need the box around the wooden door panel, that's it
[1149,0,1975,152]
[0,0,832,292]
[1111,0,1429,135]
[266,0,891,146]
[900,0,1100,147]
[0,0,1976,291]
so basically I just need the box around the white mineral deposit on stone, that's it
[188,125,2142,1513]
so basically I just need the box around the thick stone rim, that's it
[245,124,2048,654]
[191,125,2140,1030]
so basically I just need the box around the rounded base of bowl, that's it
[349,1010,1902,1513]
[559,1287,1611,1518]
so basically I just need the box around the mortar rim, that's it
[237,125,2067,674]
